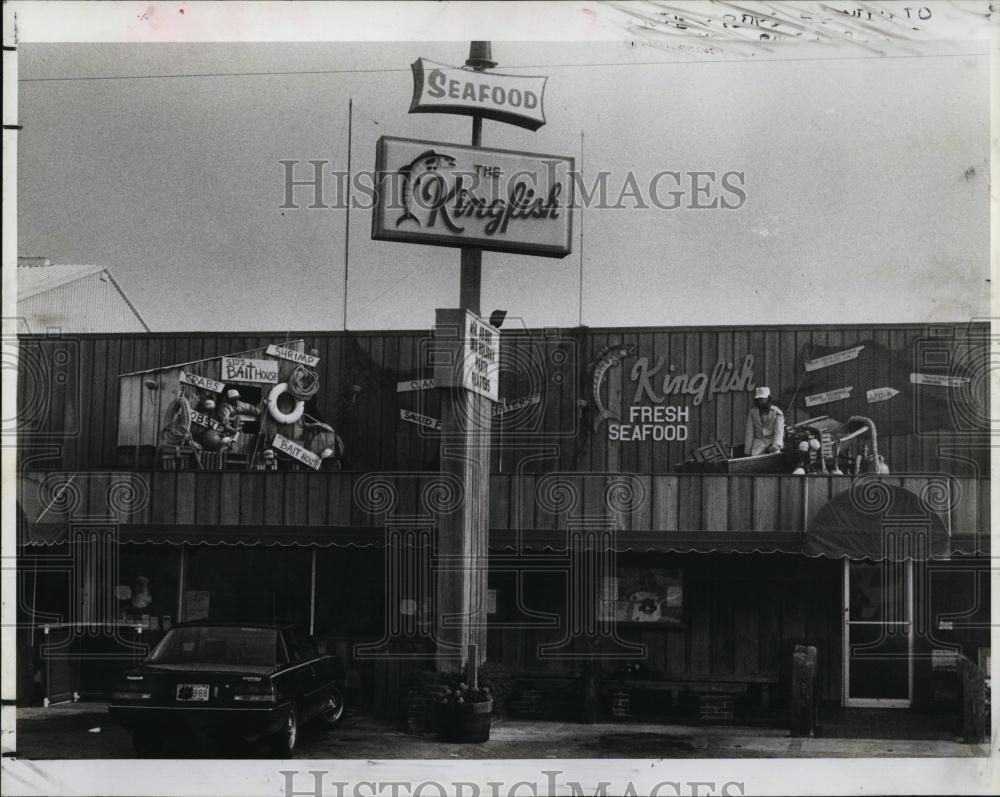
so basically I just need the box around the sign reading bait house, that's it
[409,58,548,131]
[272,433,322,470]
[372,136,574,258]
[221,357,279,384]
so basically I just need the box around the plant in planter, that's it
[434,682,493,743]
[477,660,514,718]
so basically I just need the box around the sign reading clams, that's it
[409,58,547,131]
[372,136,574,257]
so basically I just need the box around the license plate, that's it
[176,684,210,702]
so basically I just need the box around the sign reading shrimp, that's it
[372,136,574,258]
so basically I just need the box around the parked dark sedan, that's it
[109,622,345,756]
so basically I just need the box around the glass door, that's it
[842,560,913,707]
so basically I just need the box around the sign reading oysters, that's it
[372,136,574,258]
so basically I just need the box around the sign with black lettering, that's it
[180,370,224,393]
[400,409,442,431]
[266,344,319,367]
[434,310,500,402]
[410,58,547,131]
[372,136,573,258]
[271,433,322,470]
[221,357,279,384]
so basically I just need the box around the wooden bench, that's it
[603,673,779,720]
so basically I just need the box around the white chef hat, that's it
[754,386,771,399]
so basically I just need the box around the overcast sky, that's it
[16,33,990,331]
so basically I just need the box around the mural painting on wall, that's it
[777,338,981,436]
[579,331,985,475]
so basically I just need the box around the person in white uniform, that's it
[744,386,785,456]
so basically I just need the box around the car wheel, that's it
[318,686,345,728]
[269,705,298,757]
[132,730,163,757]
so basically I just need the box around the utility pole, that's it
[434,41,497,675]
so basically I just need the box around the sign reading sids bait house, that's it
[372,136,574,257]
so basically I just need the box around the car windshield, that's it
[148,626,279,667]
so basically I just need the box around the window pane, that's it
[847,623,909,700]
[848,562,906,622]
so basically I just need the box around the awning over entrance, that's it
[805,483,950,560]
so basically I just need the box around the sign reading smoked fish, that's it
[372,136,574,258]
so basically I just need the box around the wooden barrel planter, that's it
[434,699,493,743]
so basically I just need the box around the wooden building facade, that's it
[14,322,991,724]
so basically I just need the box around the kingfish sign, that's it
[372,136,574,257]
[410,58,547,131]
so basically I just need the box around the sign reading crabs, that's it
[372,136,574,258]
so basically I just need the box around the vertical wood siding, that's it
[16,324,990,476]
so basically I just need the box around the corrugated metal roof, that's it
[16,263,150,332]
[16,263,106,300]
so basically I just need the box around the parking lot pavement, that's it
[11,704,991,760]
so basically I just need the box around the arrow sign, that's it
[397,378,436,393]
[400,409,442,431]
[272,433,322,470]
[804,345,865,372]
[267,344,319,367]
[492,393,541,417]
[867,387,901,404]
[909,373,970,388]
[805,387,853,407]
[180,370,224,393]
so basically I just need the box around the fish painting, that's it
[395,150,457,227]
[589,343,636,431]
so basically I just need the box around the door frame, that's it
[841,559,914,708]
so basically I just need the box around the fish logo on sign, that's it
[396,150,458,227]
[590,344,636,431]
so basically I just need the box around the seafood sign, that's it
[372,136,574,258]
[409,58,548,131]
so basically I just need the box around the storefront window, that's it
[313,547,386,638]
[116,545,181,633]
[604,566,684,626]
[183,545,311,626]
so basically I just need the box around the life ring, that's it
[267,382,305,425]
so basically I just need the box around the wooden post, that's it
[789,643,817,737]
[434,42,494,676]
[958,656,987,744]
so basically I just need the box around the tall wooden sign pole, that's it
[435,42,496,674]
